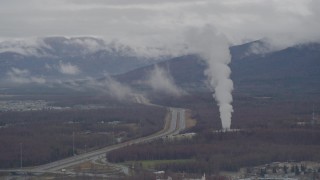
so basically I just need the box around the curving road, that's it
[0,107,186,175]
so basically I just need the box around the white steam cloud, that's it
[147,65,183,96]
[186,25,233,130]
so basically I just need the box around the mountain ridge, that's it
[1,37,319,97]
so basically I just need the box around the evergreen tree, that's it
[272,167,277,173]
[283,165,288,174]
[295,165,300,175]
[291,166,295,173]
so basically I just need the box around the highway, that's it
[0,107,186,176]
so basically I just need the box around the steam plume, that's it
[186,25,233,130]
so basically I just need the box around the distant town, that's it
[0,100,108,112]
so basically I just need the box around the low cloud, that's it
[63,37,106,54]
[245,38,297,56]
[146,65,183,96]
[6,67,46,84]
[58,76,132,100]
[58,61,80,75]
[103,76,132,100]
[0,38,50,57]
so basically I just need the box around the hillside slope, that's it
[117,42,320,96]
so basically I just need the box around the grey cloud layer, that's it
[0,0,319,50]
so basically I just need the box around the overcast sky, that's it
[0,0,319,49]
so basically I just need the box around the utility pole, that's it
[112,124,115,144]
[20,142,22,168]
[139,119,142,137]
[313,106,315,123]
[72,121,76,156]
[73,131,75,156]
[311,105,316,126]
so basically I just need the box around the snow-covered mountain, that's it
[0,37,162,84]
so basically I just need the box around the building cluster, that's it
[155,171,206,180]
[237,161,320,180]
[297,109,319,126]
[0,100,110,112]
[0,100,48,111]
[163,133,197,141]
